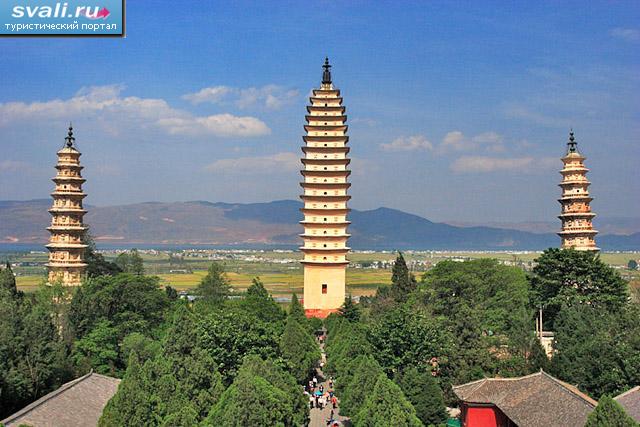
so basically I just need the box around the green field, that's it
[8,249,638,297]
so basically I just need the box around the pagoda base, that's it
[304,308,339,319]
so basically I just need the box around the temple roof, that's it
[453,370,596,427]
[1,372,120,427]
[615,386,640,422]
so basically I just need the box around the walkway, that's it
[308,340,350,427]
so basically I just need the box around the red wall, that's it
[464,405,498,427]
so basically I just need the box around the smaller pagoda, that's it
[46,125,88,286]
[558,130,598,251]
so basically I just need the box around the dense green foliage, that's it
[421,258,530,335]
[585,395,638,427]
[68,273,169,375]
[114,249,145,275]
[354,373,423,427]
[0,283,70,419]
[288,292,306,321]
[339,294,361,322]
[0,262,17,294]
[340,354,384,416]
[197,262,231,304]
[280,317,320,383]
[84,234,122,278]
[530,248,629,327]
[5,248,639,426]
[395,366,447,426]
[390,252,417,303]
[368,305,452,376]
[204,355,307,426]
[551,303,640,398]
[418,259,535,386]
[241,277,285,323]
[99,305,225,425]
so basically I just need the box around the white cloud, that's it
[204,152,299,174]
[183,84,299,110]
[350,117,377,126]
[439,131,505,153]
[380,135,433,152]
[182,86,232,104]
[0,84,270,138]
[158,114,270,137]
[451,156,557,173]
[610,27,640,42]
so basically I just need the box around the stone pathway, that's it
[308,341,350,427]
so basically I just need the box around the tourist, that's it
[319,384,324,393]
[313,376,318,386]
[331,395,338,409]
[309,394,315,409]
[329,377,334,388]
[318,395,326,409]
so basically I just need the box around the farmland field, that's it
[6,249,638,298]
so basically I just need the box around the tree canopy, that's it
[390,252,417,303]
[529,248,629,327]
[585,395,638,427]
[114,249,145,275]
[354,373,423,427]
[197,262,231,304]
[395,366,447,426]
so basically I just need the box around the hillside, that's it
[0,199,638,250]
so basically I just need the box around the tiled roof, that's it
[1,372,120,427]
[453,370,596,427]
[615,386,640,422]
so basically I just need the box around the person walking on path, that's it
[309,328,349,427]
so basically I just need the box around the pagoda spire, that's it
[46,126,88,286]
[558,130,598,251]
[322,57,332,86]
[65,123,75,148]
[567,129,578,154]
[300,59,351,317]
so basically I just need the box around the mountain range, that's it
[1,199,638,251]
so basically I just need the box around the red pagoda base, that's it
[304,308,339,319]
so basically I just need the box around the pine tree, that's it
[527,338,550,372]
[0,262,17,295]
[585,395,638,427]
[530,248,629,327]
[83,232,122,278]
[289,293,307,322]
[114,249,144,276]
[355,373,423,427]
[395,366,447,426]
[197,262,230,304]
[339,294,361,322]
[242,277,285,323]
[390,252,417,303]
[99,355,155,426]
[341,355,384,416]
[205,370,293,426]
[205,355,307,426]
[280,317,320,383]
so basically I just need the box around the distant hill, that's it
[0,199,638,251]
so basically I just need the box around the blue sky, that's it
[0,0,638,223]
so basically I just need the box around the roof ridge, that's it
[452,377,487,390]
[614,385,640,400]
[540,370,597,407]
[1,372,96,425]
